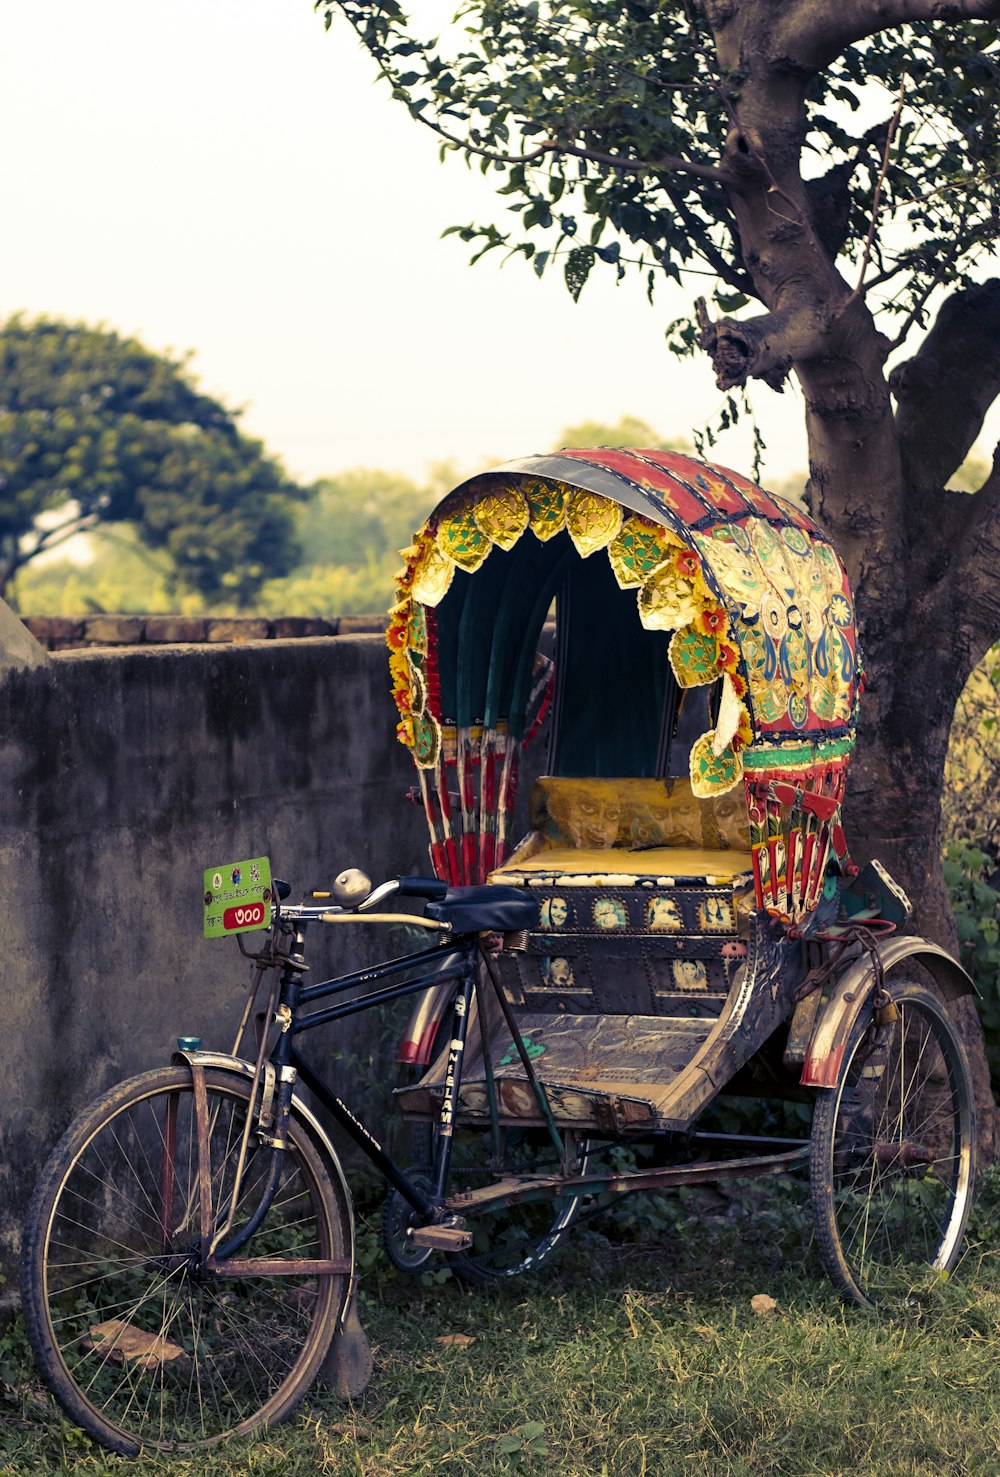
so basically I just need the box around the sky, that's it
[0,3,992,494]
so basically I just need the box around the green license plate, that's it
[203,857,272,938]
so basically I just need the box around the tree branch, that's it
[842,81,905,308]
[695,297,828,391]
[0,512,93,596]
[780,0,1000,68]
[882,239,964,353]
[889,278,1000,494]
[954,441,1000,664]
[405,105,739,186]
[661,182,755,295]
[27,512,100,559]
[549,136,738,185]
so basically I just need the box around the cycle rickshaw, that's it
[21,447,977,1453]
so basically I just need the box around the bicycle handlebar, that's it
[357,875,447,912]
[273,874,449,926]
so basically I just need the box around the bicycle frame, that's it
[286,923,477,1215]
[182,904,486,1275]
[183,899,818,1283]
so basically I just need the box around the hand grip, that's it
[397,876,449,900]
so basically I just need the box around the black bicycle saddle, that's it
[424,885,539,934]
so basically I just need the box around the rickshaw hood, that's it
[390,447,860,796]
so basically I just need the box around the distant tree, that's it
[295,465,457,569]
[0,317,310,606]
[554,414,690,452]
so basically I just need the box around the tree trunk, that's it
[695,3,1000,1158]
[846,601,999,1162]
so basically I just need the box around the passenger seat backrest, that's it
[529,776,749,853]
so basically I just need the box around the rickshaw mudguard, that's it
[397,958,465,1066]
[799,937,975,1088]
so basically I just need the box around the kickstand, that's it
[319,1277,374,1399]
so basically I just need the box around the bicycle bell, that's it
[332,867,371,907]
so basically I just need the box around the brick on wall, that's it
[21,613,385,650]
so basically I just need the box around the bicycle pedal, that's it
[408,1224,474,1251]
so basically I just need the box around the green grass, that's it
[4,1175,1000,1476]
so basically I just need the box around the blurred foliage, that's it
[950,452,993,494]
[943,840,1000,1093]
[943,643,1000,859]
[294,462,461,569]
[13,464,454,619]
[0,316,309,608]
[554,414,688,452]
[261,462,459,615]
[14,415,694,617]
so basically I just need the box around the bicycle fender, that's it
[171,1048,356,1323]
[800,936,975,1089]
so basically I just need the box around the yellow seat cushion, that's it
[492,845,752,883]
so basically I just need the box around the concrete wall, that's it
[0,634,442,1289]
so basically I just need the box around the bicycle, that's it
[19,864,573,1454]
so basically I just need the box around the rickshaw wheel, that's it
[809,979,976,1308]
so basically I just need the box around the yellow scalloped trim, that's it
[474,485,530,550]
[436,502,492,572]
[690,730,743,797]
[669,625,720,688]
[565,490,623,558]
[410,542,454,607]
[523,478,569,541]
[607,516,677,589]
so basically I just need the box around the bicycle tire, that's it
[809,979,976,1307]
[21,1065,350,1454]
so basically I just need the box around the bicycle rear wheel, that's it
[810,980,975,1307]
[381,1122,584,1287]
[21,1065,350,1454]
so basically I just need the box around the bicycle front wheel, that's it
[21,1065,350,1454]
[810,980,976,1307]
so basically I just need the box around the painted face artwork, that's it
[698,896,733,931]
[575,792,622,848]
[647,897,682,932]
[592,897,628,930]
[541,896,571,929]
[543,956,575,989]
[672,959,708,991]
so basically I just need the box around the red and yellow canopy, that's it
[390,448,860,803]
